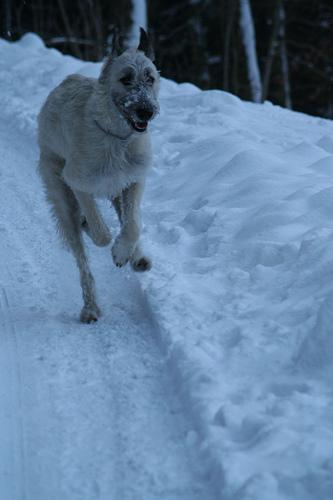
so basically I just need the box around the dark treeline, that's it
[1,0,332,118]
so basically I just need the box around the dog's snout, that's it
[137,108,154,121]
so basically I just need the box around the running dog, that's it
[37,28,160,323]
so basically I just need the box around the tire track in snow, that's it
[0,285,26,500]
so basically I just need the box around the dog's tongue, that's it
[134,121,148,132]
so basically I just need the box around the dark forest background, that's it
[1,0,332,118]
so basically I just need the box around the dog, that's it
[37,28,160,323]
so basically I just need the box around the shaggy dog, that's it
[37,28,160,323]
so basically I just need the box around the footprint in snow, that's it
[181,208,216,236]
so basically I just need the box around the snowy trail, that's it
[0,113,212,499]
[3,33,333,500]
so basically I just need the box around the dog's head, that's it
[99,28,160,134]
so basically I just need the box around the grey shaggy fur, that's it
[37,29,160,323]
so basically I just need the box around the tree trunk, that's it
[78,0,92,59]
[278,0,292,109]
[88,0,104,60]
[262,0,280,102]
[4,0,12,39]
[239,0,262,103]
[223,0,237,91]
[57,0,83,59]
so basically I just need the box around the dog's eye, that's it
[120,77,133,86]
[147,76,155,85]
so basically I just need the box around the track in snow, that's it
[0,117,213,499]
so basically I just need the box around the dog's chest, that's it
[88,143,149,198]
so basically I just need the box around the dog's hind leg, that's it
[38,151,101,323]
[112,187,152,271]
[74,190,111,247]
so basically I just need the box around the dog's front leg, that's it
[74,190,112,247]
[112,191,151,272]
[112,182,144,268]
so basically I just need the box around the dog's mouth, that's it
[130,119,148,133]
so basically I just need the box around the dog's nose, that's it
[137,108,154,121]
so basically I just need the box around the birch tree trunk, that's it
[128,0,148,47]
[239,0,262,103]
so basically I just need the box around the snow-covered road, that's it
[2,33,333,500]
[0,93,213,500]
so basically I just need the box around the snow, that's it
[0,35,212,500]
[1,33,333,499]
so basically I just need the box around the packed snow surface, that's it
[1,34,333,500]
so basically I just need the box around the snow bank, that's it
[143,51,333,500]
[1,34,333,499]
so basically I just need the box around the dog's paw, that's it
[80,303,101,324]
[112,236,134,268]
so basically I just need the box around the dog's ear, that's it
[99,28,124,83]
[137,27,155,61]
